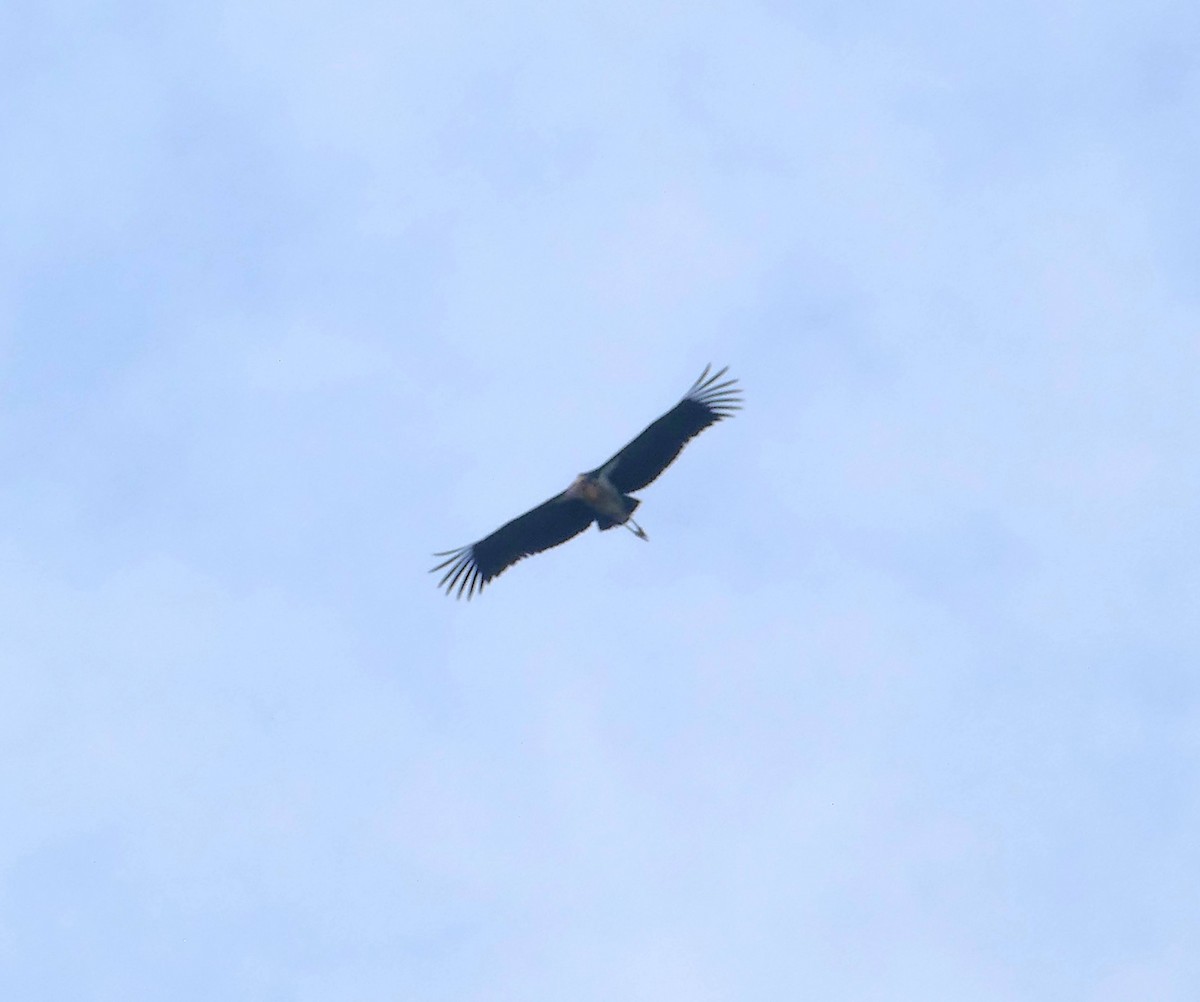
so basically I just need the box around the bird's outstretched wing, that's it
[594,365,742,494]
[431,494,594,599]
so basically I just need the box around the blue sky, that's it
[3,1,1199,998]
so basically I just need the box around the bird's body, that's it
[564,466,646,538]
[432,365,741,598]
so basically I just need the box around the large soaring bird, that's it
[432,365,742,599]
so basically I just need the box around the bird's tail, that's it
[595,495,645,537]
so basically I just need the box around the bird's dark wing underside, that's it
[431,494,594,599]
[595,364,742,494]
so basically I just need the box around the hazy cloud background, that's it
[3,1,1198,999]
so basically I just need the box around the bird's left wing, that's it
[431,493,594,599]
[594,365,742,495]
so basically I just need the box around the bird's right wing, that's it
[596,365,742,495]
[431,494,594,599]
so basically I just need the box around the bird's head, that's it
[566,473,601,503]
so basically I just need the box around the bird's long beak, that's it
[625,518,648,541]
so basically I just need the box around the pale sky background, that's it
[3,1,1199,999]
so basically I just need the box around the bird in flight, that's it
[432,364,742,599]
